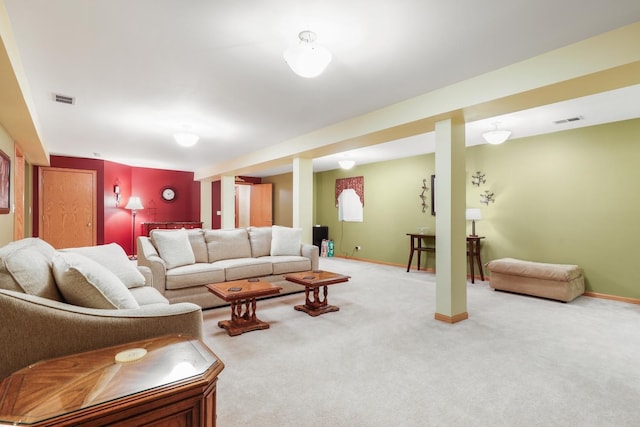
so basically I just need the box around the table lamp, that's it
[465,208,482,237]
[125,196,144,259]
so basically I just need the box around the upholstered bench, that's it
[485,258,585,302]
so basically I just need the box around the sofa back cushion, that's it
[205,229,251,262]
[187,229,208,263]
[248,226,272,257]
[0,238,62,301]
[270,225,302,256]
[52,252,140,309]
[61,243,145,289]
[150,229,196,269]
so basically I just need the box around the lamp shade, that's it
[465,208,482,221]
[284,31,332,78]
[482,129,511,145]
[173,132,199,147]
[125,196,144,211]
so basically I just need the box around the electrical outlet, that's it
[355,245,362,251]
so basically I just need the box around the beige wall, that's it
[313,118,640,299]
[262,172,293,227]
[0,124,13,245]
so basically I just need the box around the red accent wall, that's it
[33,156,201,255]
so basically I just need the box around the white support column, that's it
[220,175,236,229]
[293,157,313,244]
[199,179,212,229]
[434,117,468,323]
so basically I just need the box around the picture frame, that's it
[0,149,9,214]
[430,174,436,216]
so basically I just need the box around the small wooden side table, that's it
[0,335,224,427]
[285,270,350,316]
[467,235,485,283]
[206,279,282,336]
[406,233,436,272]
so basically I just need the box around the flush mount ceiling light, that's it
[338,160,355,170]
[284,30,332,78]
[173,132,199,147]
[482,123,512,145]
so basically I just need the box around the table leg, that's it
[407,238,420,272]
[295,285,340,317]
[469,240,475,283]
[475,243,484,281]
[218,297,271,336]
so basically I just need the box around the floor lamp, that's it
[125,196,144,260]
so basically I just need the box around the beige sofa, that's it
[137,226,319,309]
[0,238,203,380]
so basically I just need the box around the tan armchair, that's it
[0,238,203,380]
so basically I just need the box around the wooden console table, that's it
[142,221,203,236]
[406,233,485,283]
[0,335,224,427]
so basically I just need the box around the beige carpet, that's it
[201,257,640,427]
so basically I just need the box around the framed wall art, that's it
[0,149,9,214]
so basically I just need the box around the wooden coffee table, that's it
[206,279,282,336]
[284,270,350,317]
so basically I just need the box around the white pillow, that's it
[270,226,302,256]
[52,252,139,309]
[62,243,145,289]
[151,229,196,269]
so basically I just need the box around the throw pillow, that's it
[62,243,145,289]
[150,229,196,269]
[270,225,302,256]
[2,246,62,301]
[52,252,139,309]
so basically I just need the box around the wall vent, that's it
[553,116,583,124]
[53,93,75,105]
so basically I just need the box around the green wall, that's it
[313,118,640,299]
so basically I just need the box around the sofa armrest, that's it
[0,289,203,380]
[301,243,319,271]
[137,236,168,295]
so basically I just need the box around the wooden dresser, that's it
[141,221,203,236]
[0,335,224,427]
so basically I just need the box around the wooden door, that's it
[250,183,272,226]
[13,147,24,240]
[39,167,97,248]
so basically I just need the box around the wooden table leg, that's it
[295,285,339,317]
[218,297,271,336]
[406,236,415,272]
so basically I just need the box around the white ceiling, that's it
[4,1,640,176]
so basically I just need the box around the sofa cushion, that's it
[62,243,146,289]
[248,226,272,257]
[165,263,226,290]
[270,225,302,256]
[52,252,140,309]
[151,229,196,269]
[212,258,273,281]
[205,229,251,262]
[0,238,62,301]
[261,255,311,275]
[129,286,170,305]
[187,229,208,263]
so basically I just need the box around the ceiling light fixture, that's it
[284,30,332,78]
[338,160,355,170]
[482,123,511,145]
[173,132,199,147]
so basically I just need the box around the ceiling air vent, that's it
[553,116,583,124]
[53,93,75,105]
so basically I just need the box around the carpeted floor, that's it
[201,257,640,427]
